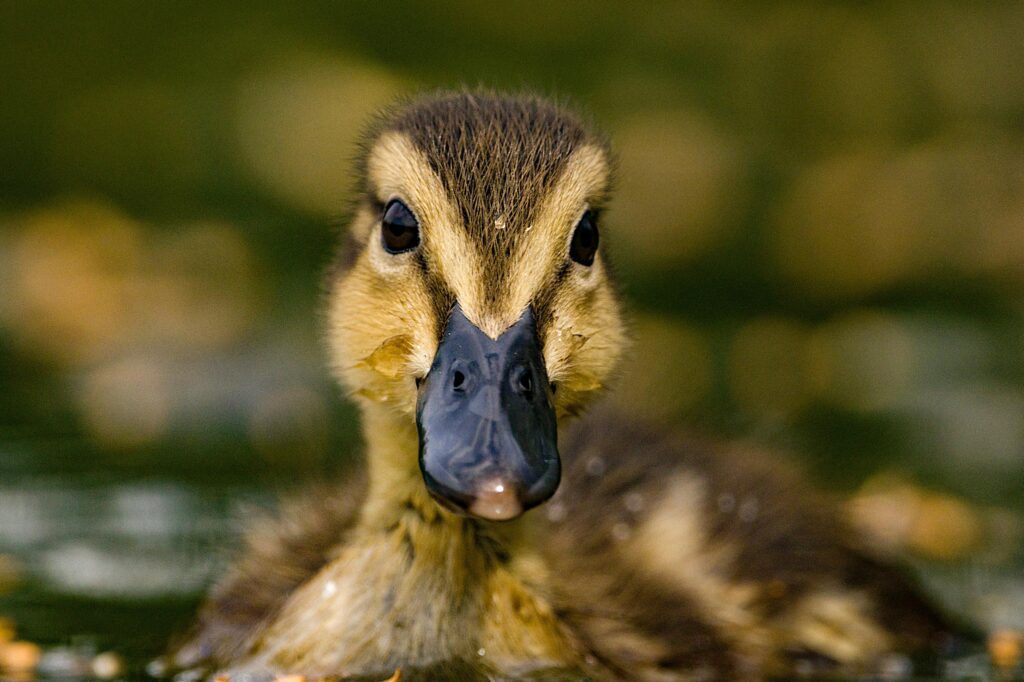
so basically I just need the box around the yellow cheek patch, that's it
[542,280,627,416]
[326,246,436,415]
[348,330,419,409]
[546,331,591,381]
[357,334,415,379]
[353,383,409,405]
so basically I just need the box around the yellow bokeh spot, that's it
[2,200,143,365]
[807,310,915,411]
[613,111,746,267]
[235,55,403,215]
[728,317,813,417]
[612,315,713,420]
[77,357,171,449]
[847,473,987,562]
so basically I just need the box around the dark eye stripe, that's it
[381,199,420,254]
[553,260,572,285]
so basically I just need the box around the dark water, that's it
[0,454,260,674]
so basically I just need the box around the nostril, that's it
[452,370,466,391]
[519,371,533,395]
[511,366,534,399]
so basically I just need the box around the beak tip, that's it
[468,478,524,521]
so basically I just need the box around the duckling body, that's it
[171,411,953,680]
[166,91,959,681]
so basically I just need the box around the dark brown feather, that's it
[354,90,611,296]
[542,406,963,676]
[385,90,601,236]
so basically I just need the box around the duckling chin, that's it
[162,90,967,681]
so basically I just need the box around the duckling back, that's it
[540,407,964,678]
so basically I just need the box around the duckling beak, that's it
[416,303,560,521]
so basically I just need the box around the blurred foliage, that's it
[0,0,1023,655]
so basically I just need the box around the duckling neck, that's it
[358,405,507,537]
[256,403,573,674]
[359,405,429,525]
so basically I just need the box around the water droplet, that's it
[612,522,632,542]
[146,660,169,678]
[624,492,644,513]
[738,496,759,522]
[323,579,338,598]
[585,456,605,477]
[546,502,567,523]
[877,652,912,679]
[717,493,736,513]
[174,669,204,682]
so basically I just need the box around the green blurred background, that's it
[1,0,1022,670]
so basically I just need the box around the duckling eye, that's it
[569,210,599,266]
[381,199,420,254]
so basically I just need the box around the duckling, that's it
[163,91,963,681]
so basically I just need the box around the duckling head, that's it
[327,91,626,521]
